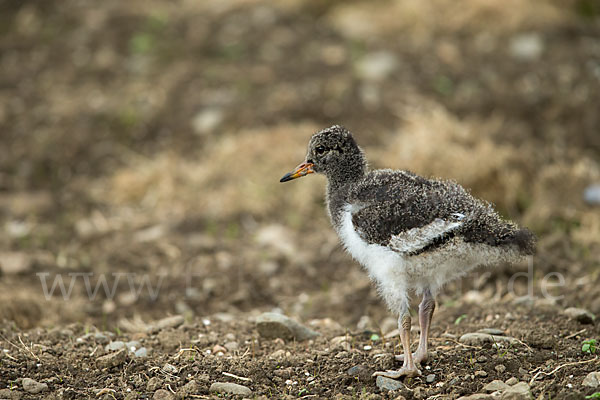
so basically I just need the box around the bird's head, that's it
[280,125,365,183]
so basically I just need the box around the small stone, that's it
[162,363,178,374]
[269,349,288,359]
[484,380,510,392]
[209,382,252,396]
[500,382,530,400]
[105,341,126,351]
[509,33,544,61]
[0,252,32,274]
[495,365,507,373]
[583,371,600,388]
[255,312,319,341]
[375,376,404,391]
[212,344,227,355]
[153,389,174,400]
[94,333,110,344]
[477,356,488,363]
[125,340,141,352]
[459,333,518,346]
[426,374,436,383]
[177,380,200,397]
[146,377,162,392]
[22,378,47,394]
[583,184,600,205]
[475,370,488,377]
[347,365,371,380]
[564,307,595,324]
[0,388,22,400]
[224,341,239,351]
[134,347,148,358]
[97,349,127,369]
[150,315,184,332]
[505,377,518,385]
[478,328,505,336]
[457,395,493,400]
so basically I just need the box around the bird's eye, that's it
[316,146,327,155]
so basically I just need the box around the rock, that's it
[177,380,200,397]
[94,333,110,344]
[375,376,404,391]
[484,380,510,392]
[331,336,352,351]
[500,382,531,400]
[583,184,600,205]
[356,51,397,82]
[192,108,224,136]
[22,378,48,394]
[269,349,289,359]
[459,333,518,346]
[150,315,184,332]
[224,341,239,351]
[426,374,436,383]
[125,340,141,352]
[564,307,595,324]
[209,382,252,396]
[505,377,519,385]
[457,395,493,400]
[347,365,371,380]
[357,315,375,331]
[477,328,505,336]
[475,370,488,377]
[509,33,544,61]
[255,312,319,341]
[105,341,126,351]
[147,377,162,391]
[495,365,507,373]
[0,252,32,274]
[0,388,22,399]
[96,349,127,369]
[583,371,600,387]
[134,347,148,358]
[162,363,178,374]
[153,389,174,400]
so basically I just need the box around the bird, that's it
[280,125,535,379]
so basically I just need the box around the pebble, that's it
[583,184,600,205]
[459,333,518,346]
[162,363,178,374]
[500,382,531,400]
[509,33,544,61]
[375,376,404,391]
[105,341,126,351]
[484,380,510,392]
[134,347,148,358]
[475,370,488,377]
[495,365,507,373]
[125,340,141,351]
[146,377,162,391]
[426,374,436,383]
[153,389,174,400]
[347,365,371,380]
[269,349,289,359]
[96,349,127,369]
[583,371,600,388]
[564,307,595,324]
[477,328,504,336]
[505,377,518,385]
[0,252,32,274]
[177,380,200,397]
[22,378,47,394]
[94,333,110,344]
[209,382,252,396]
[255,312,319,341]
[0,389,22,400]
[149,315,184,332]
[224,341,239,351]
[356,51,397,82]
[457,395,493,400]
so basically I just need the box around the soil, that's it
[1,0,600,398]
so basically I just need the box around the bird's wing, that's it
[348,170,474,255]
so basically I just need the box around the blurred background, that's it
[1,0,599,331]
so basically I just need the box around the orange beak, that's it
[280,162,314,182]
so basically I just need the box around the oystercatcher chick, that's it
[280,125,535,378]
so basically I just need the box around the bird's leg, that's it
[373,308,421,379]
[395,289,435,365]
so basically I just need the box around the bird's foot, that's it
[372,366,422,379]
[395,351,429,365]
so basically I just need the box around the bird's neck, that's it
[324,155,367,227]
